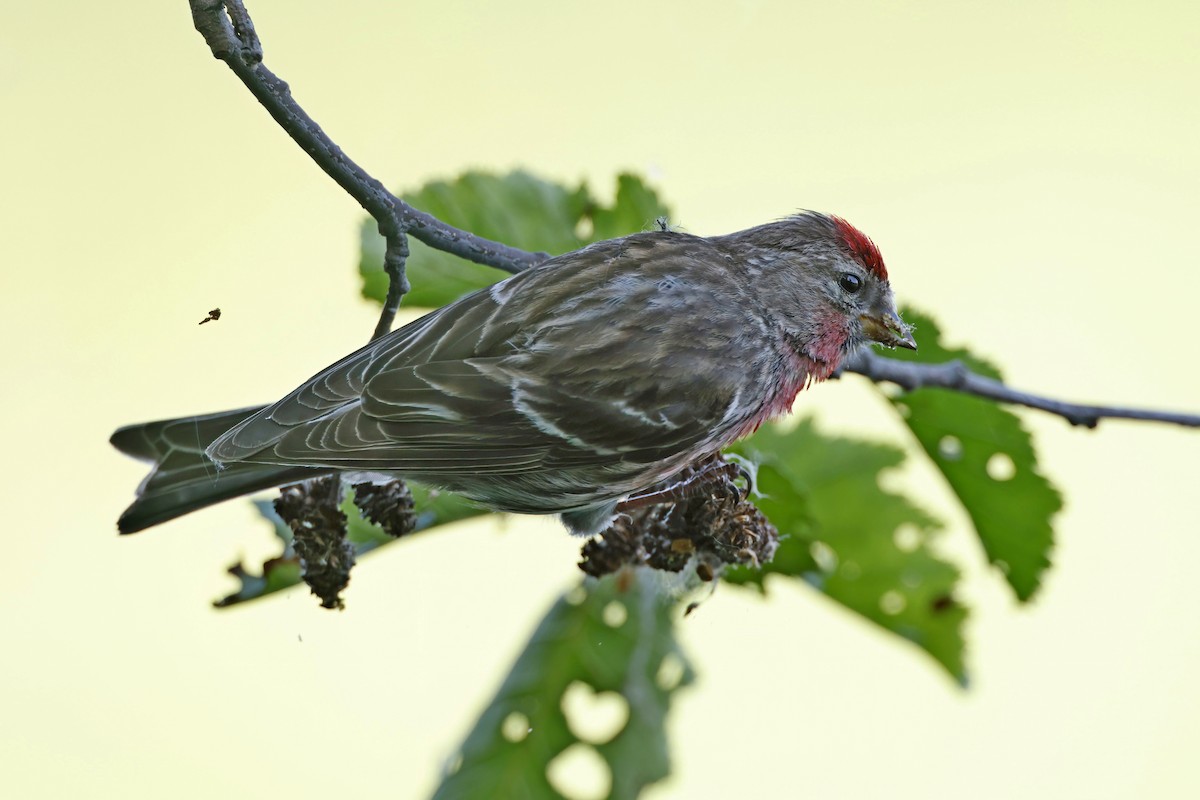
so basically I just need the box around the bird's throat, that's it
[782,310,851,381]
[805,308,853,374]
[776,311,851,405]
[730,311,853,442]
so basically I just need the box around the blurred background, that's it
[3,0,1199,797]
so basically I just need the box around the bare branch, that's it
[843,349,1200,429]
[188,0,546,311]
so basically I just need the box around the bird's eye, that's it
[839,273,862,293]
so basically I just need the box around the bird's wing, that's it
[206,297,511,467]
[208,233,769,478]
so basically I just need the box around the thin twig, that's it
[188,1,546,299]
[843,349,1200,429]
[188,1,1199,433]
[373,232,411,340]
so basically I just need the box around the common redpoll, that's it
[112,212,914,535]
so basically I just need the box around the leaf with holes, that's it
[360,170,671,309]
[880,309,1062,601]
[433,572,694,799]
[214,484,485,608]
[726,419,967,684]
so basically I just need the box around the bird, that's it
[111,212,915,536]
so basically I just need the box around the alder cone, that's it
[580,487,780,580]
[274,478,354,609]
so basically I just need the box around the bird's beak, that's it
[860,309,917,350]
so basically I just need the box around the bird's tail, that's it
[111,406,320,534]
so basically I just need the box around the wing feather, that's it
[208,232,775,498]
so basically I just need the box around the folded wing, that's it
[206,233,768,495]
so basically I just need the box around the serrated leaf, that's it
[359,170,670,309]
[213,484,485,608]
[434,571,693,800]
[727,419,967,684]
[881,309,1063,602]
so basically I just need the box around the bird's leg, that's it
[617,454,752,512]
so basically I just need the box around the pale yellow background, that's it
[3,1,1198,798]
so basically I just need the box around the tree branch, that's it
[843,349,1200,429]
[189,1,1199,432]
[188,0,546,338]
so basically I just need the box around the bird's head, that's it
[724,212,915,371]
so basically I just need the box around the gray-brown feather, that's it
[206,232,777,514]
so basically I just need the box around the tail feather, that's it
[112,406,322,534]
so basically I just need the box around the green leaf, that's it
[881,309,1063,601]
[213,484,485,608]
[587,173,671,242]
[727,419,968,684]
[359,170,670,309]
[433,572,694,800]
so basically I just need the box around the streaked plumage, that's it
[112,212,914,535]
